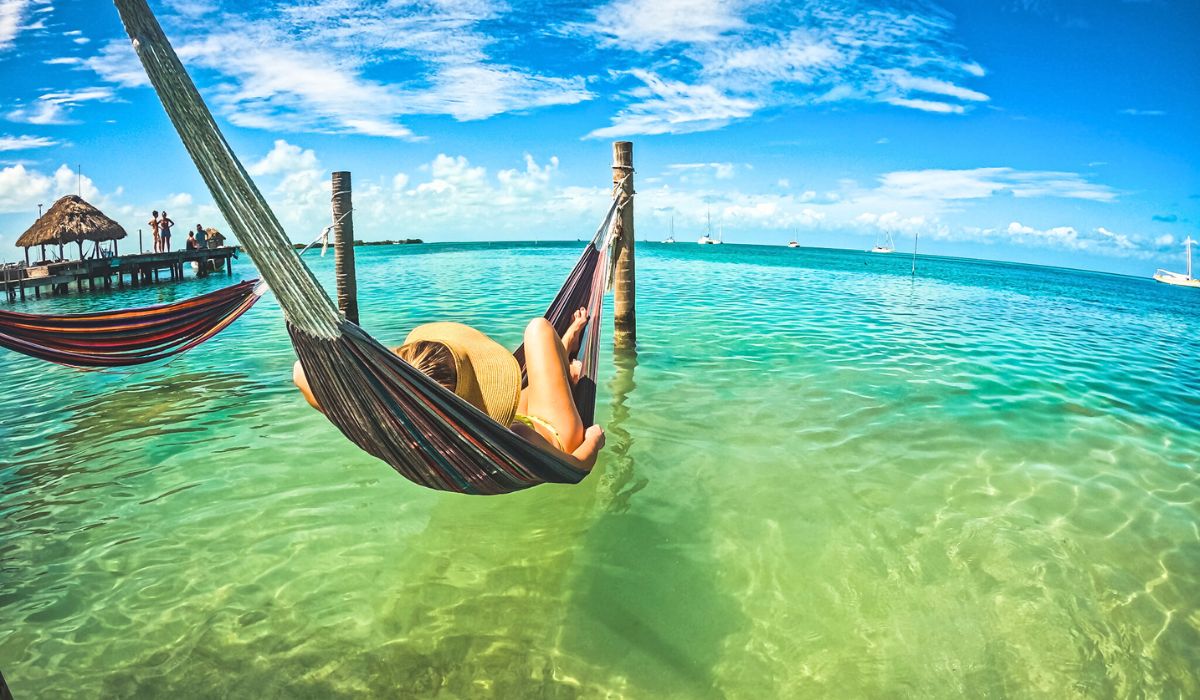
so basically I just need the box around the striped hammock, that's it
[114,0,626,494]
[0,280,263,367]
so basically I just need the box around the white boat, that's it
[698,210,717,244]
[1154,236,1200,288]
[871,230,895,253]
[663,217,676,244]
[787,230,799,248]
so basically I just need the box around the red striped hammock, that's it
[114,0,621,494]
[0,280,263,367]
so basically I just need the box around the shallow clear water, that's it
[2,242,1198,698]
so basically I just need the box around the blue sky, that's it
[0,0,1197,275]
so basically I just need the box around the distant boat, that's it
[1154,236,1200,288]
[787,230,799,248]
[698,210,717,244]
[871,230,895,254]
[663,216,676,244]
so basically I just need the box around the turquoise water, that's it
[2,242,1198,698]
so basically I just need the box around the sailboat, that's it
[1154,236,1200,288]
[871,230,895,254]
[714,221,725,245]
[698,210,717,244]
[663,216,676,244]
[787,229,799,248]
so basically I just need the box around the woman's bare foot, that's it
[562,307,588,358]
[569,359,583,385]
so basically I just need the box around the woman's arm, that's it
[510,422,605,471]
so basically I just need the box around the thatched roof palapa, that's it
[15,195,128,248]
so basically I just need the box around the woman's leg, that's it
[520,317,585,452]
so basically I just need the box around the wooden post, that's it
[139,229,143,253]
[611,141,636,347]
[331,171,359,325]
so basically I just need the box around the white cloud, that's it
[248,140,319,176]
[0,162,100,214]
[577,0,989,136]
[406,64,591,122]
[1095,226,1135,250]
[166,192,193,209]
[1119,108,1165,116]
[884,97,965,114]
[587,70,758,138]
[0,0,33,53]
[240,143,605,240]
[0,134,57,151]
[79,2,592,140]
[1155,234,1174,247]
[880,70,989,102]
[6,87,115,125]
[0,164,50,213]
[1005,221,1082,249]
[667,162,736,179]
[579,0,746,51]
[876,167,1116,202]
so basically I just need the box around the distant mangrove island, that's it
[291,238,424,249]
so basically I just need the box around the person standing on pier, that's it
[159,211,175,252]
[195,224,208,249]
[149,210,161,252]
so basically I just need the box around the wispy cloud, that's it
[876,167,1117,202]
[588,70,757,138]
[1119,108,1166,116]
[579,0,989,137]
[6,87,115,125]
[0,0,33,53]
[667,162,738,179]
[80,1,592,140]
[578,0,747,51]
[0,134,57,151]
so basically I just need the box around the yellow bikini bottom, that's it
[512,413,564,451]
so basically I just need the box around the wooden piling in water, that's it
[332,171,359,325]
[611,141,636,347]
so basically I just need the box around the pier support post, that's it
[331,171,359,325]
[611,141,636,348]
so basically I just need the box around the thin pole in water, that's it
[911,231,919,278]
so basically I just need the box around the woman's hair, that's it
[394,340,457,391]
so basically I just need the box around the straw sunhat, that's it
[403,322,520,426]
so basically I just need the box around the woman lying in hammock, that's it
[292,309,606,470]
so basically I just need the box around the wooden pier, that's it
[2,247,238,302]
